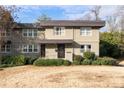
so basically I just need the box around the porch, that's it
[39,39,73,61]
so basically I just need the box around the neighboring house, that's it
[0,20,105,61]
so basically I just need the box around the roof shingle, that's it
[15,20,105,28]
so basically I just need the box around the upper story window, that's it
[54,27,65,36]
[22,29,38,37]
[80,27,92,36]
[0,44,11,53]
[0,30,10,37]
[22,44,39,53]
[80,45,91,53]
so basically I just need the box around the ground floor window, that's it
[80,44,91,53]
[22,44,39,53]
[0,44,11,53]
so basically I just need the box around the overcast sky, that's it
[15,5,118,23]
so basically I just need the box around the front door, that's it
[41,44,45,57]
[57,44,65,58]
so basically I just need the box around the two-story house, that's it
[0,20,105,61]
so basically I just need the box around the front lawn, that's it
[0,65,124,88]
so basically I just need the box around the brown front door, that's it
[57,44,65,58]
[41,44,45,57]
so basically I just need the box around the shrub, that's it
[73,55,83,65]
[92,57,117,66]
[1,56,14,64]
[0,64,9,68]
[83,51,96,60]
[63,60,72,66]
[33,58,71,66]
[92,59,101,65]
[0,64,15,68]
[73,61,80,65]
[81,59,92,65]
[49,59,64,66]
[73,55,83,64]
[100,57,117,65]
[12,55,25,66]
[25,57,38,65]
[0,56,2,64]
[33,58,65,66]
[0,55,25,66]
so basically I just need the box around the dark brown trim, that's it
[57,44,65,58]
[41,44,45,57]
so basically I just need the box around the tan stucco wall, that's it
[73,41,99,56]
[74,28,99,42]
[45,44,73,61]
[45,44,57,59]
[65,44,73,62]
[45,27,73,39]
[44,27,100,57]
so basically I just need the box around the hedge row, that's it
[0,52,118,68]
[33,58,71,66]
[0,55,71,67]
[73,52,117,66]
[0,55,38,68]
[0,55,25,66]
[92,57,117,65]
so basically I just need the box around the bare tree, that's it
[116,6,124,32]
[90,6,101,21]
[106,15,118,32]
[36,13,51,23]
[82,12,93,20]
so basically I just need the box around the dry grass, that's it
[1,65,124,88]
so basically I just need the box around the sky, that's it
[15,5,119,23]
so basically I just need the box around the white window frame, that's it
[80,44,91,53]
[54,27,65,36]
[22,44,39,53]
[22,29,38,37]
[0,44,11,53]
[0,30,11,37]
[80,27,92,36]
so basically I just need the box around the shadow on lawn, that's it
[116,57,124,67]
[116,64,124,67]
[0,68,4,71]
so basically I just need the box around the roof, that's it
[15,20,105,28]
[38,20,105,27]
[39,39,73,44]
[14,23,42,29]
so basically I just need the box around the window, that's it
[87,45,91,51]
[0,44,11,53]
[28,30,32,37]
[80,27,92,36]
[23,45,28,52]
[22,44,39,53]
[80,45,85,52]
[23,30,28,36]
[29,45,33,52]
[34,31,37,36]
[22,29,38,37]
[0,31,10,37]
[54,27,65,36]
[34,45,38,52]
[80,45,91,53]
